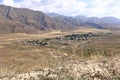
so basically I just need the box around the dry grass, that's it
[0,28,120,80]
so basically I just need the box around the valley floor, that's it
[0,28,120,80]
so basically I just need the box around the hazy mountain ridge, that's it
[48,13,120,29]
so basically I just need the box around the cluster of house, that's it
[20,32,94,46]
[54,32,93,41]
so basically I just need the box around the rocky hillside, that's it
[0,5,70,33]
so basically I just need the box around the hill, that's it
[0,5,69,33]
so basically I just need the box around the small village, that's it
[19,32,100,46]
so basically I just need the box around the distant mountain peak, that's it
[47,13,120,29]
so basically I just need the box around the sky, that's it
[0,0,120,18]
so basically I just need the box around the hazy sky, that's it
[0,0,120,18]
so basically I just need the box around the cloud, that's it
[84,0,118,17]
[1,0,120,18]
[3,0,14,6]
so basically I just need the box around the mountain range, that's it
[0,5,120,33]
[48,13,120,29]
